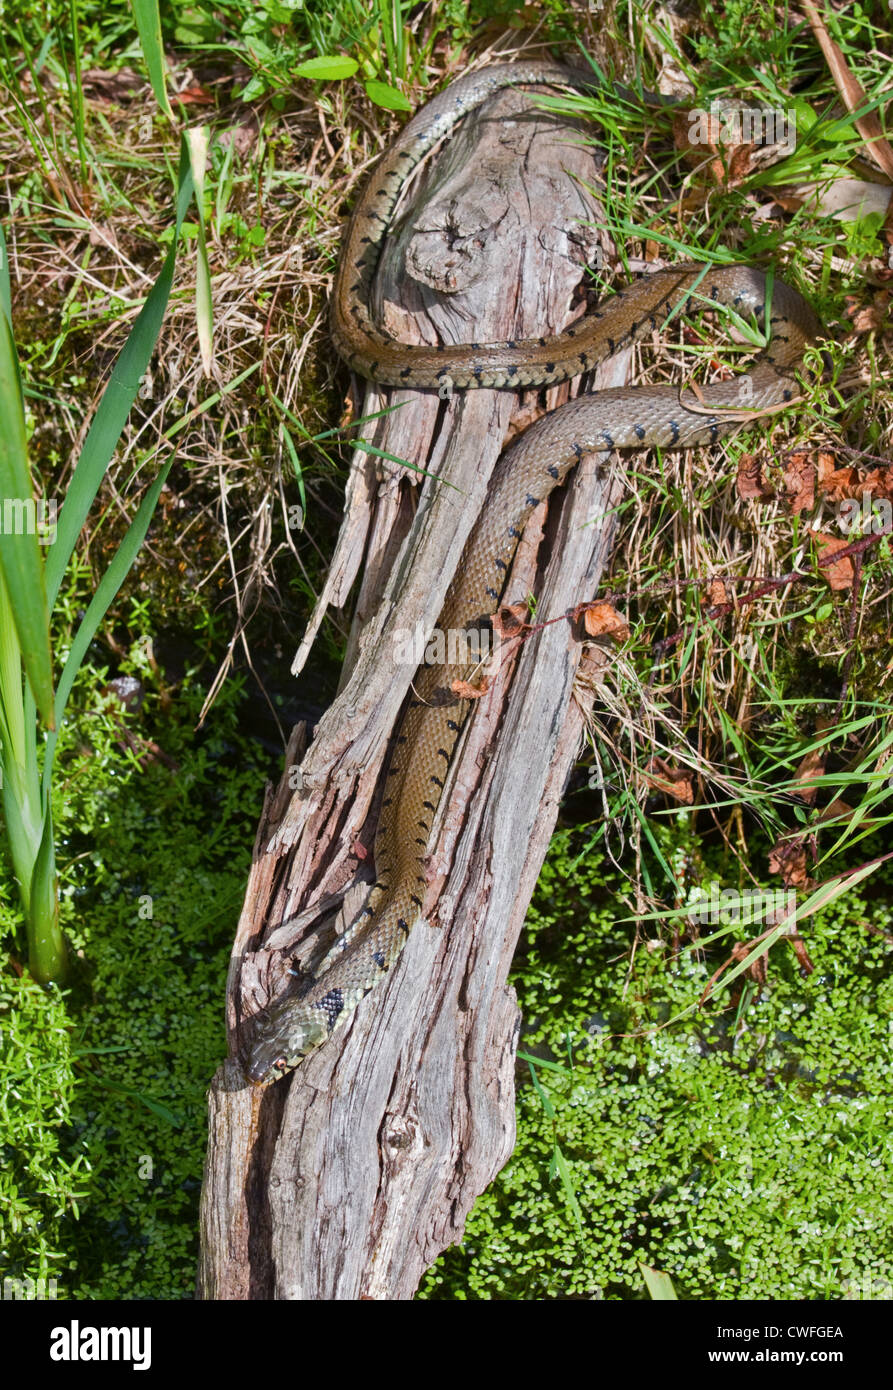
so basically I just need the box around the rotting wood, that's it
[198,81,631,1301]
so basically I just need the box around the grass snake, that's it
[245,62,820,1084]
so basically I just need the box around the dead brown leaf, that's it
[736,453,773,500]
[581,600,630,641]
[645,758,694,804]
[814,532,855,590]
[768,835,813,890]
[784,454,816,513]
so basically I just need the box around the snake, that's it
[244,62,821,1084]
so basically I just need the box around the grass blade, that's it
[130,0,173,119]
[0,301,55,727]
[43,459,174,790]
[44,141,194,608]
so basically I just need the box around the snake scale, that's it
[245,62,820,1084]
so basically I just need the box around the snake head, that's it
[244,999,329,1085]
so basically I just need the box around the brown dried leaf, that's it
[792,747,826,805]
[768,835,812,890]
[736,454,772,500]
[814,532,855,590]
[581,600,630,641]
[451,676,490,700]
[784,454,816,514]
[645,758,694,804]
[494,603,530,638]
[817,465,859,502]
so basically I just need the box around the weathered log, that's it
[198,79,632,1301]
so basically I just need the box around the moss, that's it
[0,590,274,1297]
[419,827,893,1301]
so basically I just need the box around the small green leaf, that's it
[364,80,412,111]
[295,55,358,81]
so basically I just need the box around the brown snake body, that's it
[245,62,820,1083]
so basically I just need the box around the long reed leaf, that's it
[0,303,55,727]
[44,143,194,608]
[130,0,173,119]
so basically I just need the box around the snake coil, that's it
[244,63,819,1084]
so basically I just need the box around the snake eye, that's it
[274,1056,288,1072]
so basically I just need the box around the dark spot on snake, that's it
[471,343,481,350]
[783,389,792,401]
[710,422,719,444]
[601,430,615,448]
[370,361,379,375]
[634,424,645,441]
[525,494,540,507]
[417,820,429,830]
[372,951,387,969]
[363,906,375,917]
[507,365,519,378]
[437,748,450,760]
[506,340,518,349]
[431,775,444,787]
[436,367,448,379]
[486,586,499,600]
[397,735,407,743]
[509,524,521,537]
[472,366,483,381]
[572,442,583,459]
[318,987,345,1025]
[382,797,393,807]
[397,918,410,935]
[544,362,555,373]
[547,464,559,479]
[415,838,426,846]
[538,337,547,347]
[650,315,656,329]
[400,368,412,379]
[387,767,400,776]
[566,327,576,337]
[423,800,435,811]
[447,720,459,732]
[579,353,588,365]
[495,558,506,570]
[607,337,615,353]
[669,420,680,444]
[410,894,423,907]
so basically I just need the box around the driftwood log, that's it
[198,80,635,1301]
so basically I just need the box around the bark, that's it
[198,81,632,1301]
